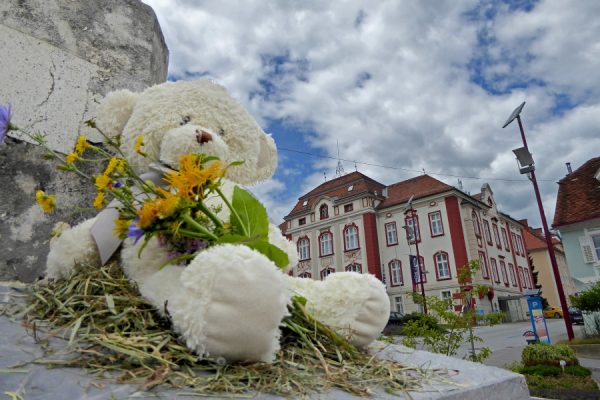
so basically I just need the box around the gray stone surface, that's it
[0,0,168,282]
[0,283,531,399]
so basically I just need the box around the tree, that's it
[571,281,600,312]
[403,259,504,362]
[529,256,549,309]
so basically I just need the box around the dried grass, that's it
[17,262,427,397]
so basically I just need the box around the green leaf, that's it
[215,234,289,269]
[229,160,245,167]
[230,186,268,238]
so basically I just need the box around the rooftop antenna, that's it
[324,172,327,182]
[457,178,463,191]
[335,140,345,178]
[354,160,358,172]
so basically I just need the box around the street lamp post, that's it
[406,196,428,315]
[502,102,574,341]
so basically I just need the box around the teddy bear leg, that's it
[45,218,100,280]
[162,244,289,362]
[120,236,173,287]
[286,272,390,348]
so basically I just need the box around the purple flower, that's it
[127,220,144,244]
[113,180,124,188]
[0,104,12,145]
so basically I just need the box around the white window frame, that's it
[440,290,452,310]
[346,263,362,273]
[394,296,404,314]
[298,238,310,261]
[435,252,451,279]
[500,260,509,285]
[429,211,444,236]
[344,225,359,250]
[385,222,398,245]
[593,234,600,260]
[390,259,403,286]
[319,232,333,256]
[491,258,500,282]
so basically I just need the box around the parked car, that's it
[388,311,404,324]
[383,311,405,334]
[543,306,563,319]
[568,307,584,325]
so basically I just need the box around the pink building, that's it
[281,172,532,321]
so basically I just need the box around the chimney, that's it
[566,162,572,175]
[382,187,388,198]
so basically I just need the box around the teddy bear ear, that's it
[254,133,278,181]
[95,89,139,138]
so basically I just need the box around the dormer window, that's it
[320,204,329,220]
[347,185,354,191]
[302,200,308,207]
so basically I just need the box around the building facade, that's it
[553,157,600,292]
[522,221,577,308]
[282,172,533,321]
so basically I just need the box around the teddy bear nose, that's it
[196,130,213,144]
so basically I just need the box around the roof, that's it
[285,171,385,218]
[376,175,455,209]
[522,225,561,252]
[553,157,600,228]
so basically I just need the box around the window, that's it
[385,222,398,246]
[483,220,493,245]
[344,224,360,251]
[479,251,489,279]
[441,290,452,310]
[593,235,600,259]
[428,211,444,237]
[389,259,403,286]
[509,263,517,286]
[346,263,362,273]
[319,232,333,256]
[501,228,510,251]
[298,272,311,278]
[344,203,353,213]
[511,232,518,254]
[500,260,509,285]
[297,237,310,261]
[493,224,501,249]
[319,204,329,220]
[410,255,426,284]
[472,211,482,237]
[490,258,500,283]
[298,217,306,226]
[394,296,404,314]
[434,251,451,280]
[320,268,335,280]
[518,266,525,288]
[517,235,526,256]
[524,268,531,288]
[405,213,421,242]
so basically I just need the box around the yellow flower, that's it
[36,190,56,213]
[165,155,225,199]
[113,218,131,239]
[93,192,105,209]
[137,200,159,229]
[95,174,111,190]
[74,135,90,154]
[66,152,78,164]
[134,134,145,155]
[155,188,180,219]
[104,157,125,176]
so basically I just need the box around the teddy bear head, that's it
[95,80,277,185]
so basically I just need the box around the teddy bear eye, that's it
[180,116,191,126]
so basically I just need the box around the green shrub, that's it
[400,312,442,332]
[521,343,578,366]
[564,365,592,377]
[521,365,562,376]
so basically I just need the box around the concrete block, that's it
[0,0,168,281]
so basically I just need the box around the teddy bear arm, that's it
[46,217,100,280]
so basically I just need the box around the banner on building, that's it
[410,255,419,292]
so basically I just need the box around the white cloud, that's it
[143,0,600,227]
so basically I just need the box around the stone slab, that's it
[0,284,531,399]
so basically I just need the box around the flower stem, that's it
[196,201,224,229]
[216,187,248,236]
[181,213,219,241]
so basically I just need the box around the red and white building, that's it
[281,172,533,320]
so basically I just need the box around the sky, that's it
[143,0,600,228]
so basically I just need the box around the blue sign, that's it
[526,296,550,344]
[410,255,419,288]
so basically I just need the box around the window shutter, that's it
[579,236,596,263]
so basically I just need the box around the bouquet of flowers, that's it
[1,104,287,269]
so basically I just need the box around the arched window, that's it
[388,259,403,286]
[297,237,310,261]
[345,263,362,273]
[434,251,451,280]
[405,212,421,242]
[320,204,329,220]
[472,211,481,237]
[298,272,312,279]
[344,224,359,251]
[320,267,335,280]
[319,231,333,256]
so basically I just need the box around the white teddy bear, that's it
[45,80,390,362]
